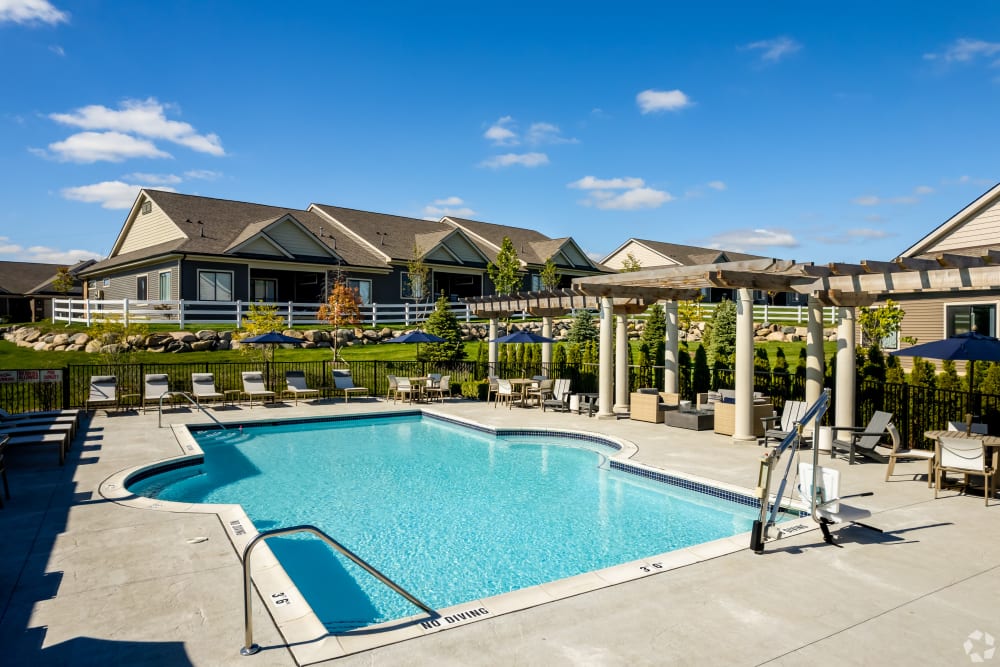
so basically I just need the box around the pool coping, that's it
[98,408,815,665]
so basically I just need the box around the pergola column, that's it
[733,288,756,443]
[598,296,614,418]
[835,307,857,430]
[663,300,679,394]
[541,316,553,368]
[614,312,629,412]
[488,317,498,373]
[806,294,825,406]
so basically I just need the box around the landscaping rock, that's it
[169,331,197,343]
[51,333,70,346]
[191,340,214,351]
[195,329,217,341]
[85,339,102,353]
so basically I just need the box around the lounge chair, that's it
[285,371,320,405]
[241,371,276,408]
[191,373,225,407]
[0,408,80,438]
[542,378,572,412]
[0,435,8,508]
[86,376,117,413]
[760,400,809,447]
[332,369,368,402]
[0,426,71,465]
[143,374,172,413]
[830,410,893,464]
[425,375,452,402]
[935,436,998,506]
[797,462,876,544]
[884,423,935,486]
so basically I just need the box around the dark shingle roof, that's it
[442,216,557,265]
[0,261,69,296]
[626,239,765,266]
[311,204,460,262]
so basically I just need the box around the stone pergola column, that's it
[488,317,498,373]
[836,306,857,430]
[663,300,679,394]
[614,312,629,412]
[733,288,756,443]
[598,296,615,418]
[805,294,825,407]
[541,316,553,368]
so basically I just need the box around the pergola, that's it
[466,254,1000,442]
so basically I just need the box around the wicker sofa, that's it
[629,390,681,423]
[697,389,774,437]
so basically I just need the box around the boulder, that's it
[20,328,41,343]
[33,341,49,351]
[71,333,90,345]
[216,339,231,351]
[282,329,304,340]
[169,331,197,343]
[85,339,103,353]
[100,343,124,354]
[766,331,786,341]
[195,329,217,341]
[190,340,214,351]
[51,333,70,346]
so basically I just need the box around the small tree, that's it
[540,257,560,291]
[692,345,711,394]
[620,252,642,272]
[706,298,737,367]
[552,342,566,366]
[908,357,937,388]
[937,359,961,391]
[566,309,599,343]
[406,244,431,305]
[979,363,1000,395]
[487,236,522,296]
[886,354,906,384]
[238,302,286,364]
[640,303,666,367]
[318,276,361,361]
[52,267,75,295]
[422,293,465,361]
[858,299,905,351]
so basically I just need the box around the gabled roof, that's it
[84,191,384,275]
[0,260,91,297]
[441,216,605,271]
[900,182,1000,258]
[601,238,765,267]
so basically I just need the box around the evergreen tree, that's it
[552,342,566,366]
[754,347,771,373]
[692,345,711,394]
[886,354,906,384]
[908,357,937,388]
[567,309,599,343]
[794,347,807,385]
[860,345,886,383]
[979,363,1000,395]
[640,303,667,366]
[706,298,736,367]
[566,343,581,365]
[422,293,465,361]
[936,359,961,391]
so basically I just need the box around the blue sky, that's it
[1,1,998,267]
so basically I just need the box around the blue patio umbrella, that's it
[489,330,555,344]
[385,329,446,359]
[891,331,1000,416]
[240,330,303,363]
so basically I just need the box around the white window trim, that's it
[158,270,171,301]
[251,278,278,302]
[943,300,999,338]
[136,275,148,300]
[400,270,428,300]
[102,278,110,287]
[198,269,235,302]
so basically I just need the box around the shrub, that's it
[461,378,488,400]
[706,298,736,367]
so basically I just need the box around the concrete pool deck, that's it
[1,398,998,665]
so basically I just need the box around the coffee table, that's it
[664,409,715,431]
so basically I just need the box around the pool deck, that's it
[2,397,999,666]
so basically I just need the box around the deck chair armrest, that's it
[760,415,780,426]
[831,425,865,435]
[851,430,887,441]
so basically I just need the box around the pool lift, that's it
[750,389,880,553]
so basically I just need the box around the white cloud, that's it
[848,228,890,239]
[61,180,175,209]
[568,176,645,190]
[123,172,182,185]
[743,36,802,63]
[48,44,64,56]
[707,180,727,191]
[49,98,224,156]
[817,228,893,245]
[484,116,518,145]
[0,0,68,25]
[865,214,887,223]
[0,236,100,264]
[707,228,799,249]
[431,196,464,206]
[636,89,692,113]
[480,152,549,168]
[423,196,476,218]
[852,195,880,206]
[924,38,1000,64]
[184,169,222,180]
[42,131,171,163]
[914,184,934,195]
[888,195,918,205]
[526,122,577,145]
[853,184,934,207]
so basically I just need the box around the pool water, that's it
[131,414,765,631]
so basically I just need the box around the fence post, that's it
[287,302,294,329]
[123,298,130,327]
[405,303,410,326]
[85,298,92,326]
[372,303,378,328]
[62,365,70,409]
[179,300,186,328]
[762,303,769,323]
[465,304,471,323]
[236,300,243,327]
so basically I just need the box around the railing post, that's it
[61,365,70,409]
[372,303,378,327]
[123,298,130,327]
[287,301,294,328]
[763,302,769,323]
[465,304,471,323]
[405,303,410,326]
[179,300,186,328]
[236,300,243,326]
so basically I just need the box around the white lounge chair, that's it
[191,373,225,407]
[241,372,276,408]
[495,379,522,409]
[332,369,368,402]
[86,376,117,413]
[285,371,320,405]
[394,377,420,403]
[143,374,171,414]
[797,462,876,545]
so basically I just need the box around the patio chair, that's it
[385,374,399,402]
[285,371,320,405]
[241,371,276,408]
[332,369,368,402]
[830,410,893,465]
[0,407,80,438]
[796,462,877,545]
[395,377,420,403]
[760,400,809,447]
[947,421,989,435]
[884,422,935,487]
[542,378,572,412]
[527,378,554,407]
[934,436,998,506]
[191,373,225,407]
[86,376,117,413]
[143,374,171,414]
[495,378,522,409]
[486,375,500,404]
[425,375,452,402]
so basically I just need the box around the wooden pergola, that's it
[465,253,1000,443]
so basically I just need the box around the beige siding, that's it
[426,246,457,262]
[154,266,178,300]
[927,197,1000,252]
[266,221,329,257]
[118,199,186,254]
[240,236,287,257]
[604,242,679,270]
[557,243,589,267]
[441,234,485,263]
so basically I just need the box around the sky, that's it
[1,1,998,268]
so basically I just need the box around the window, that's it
[252,278,276,302]
[198,270,233,301]
[947,303,996,337]
[141,201,152,214]
[530,274,541,291]
[136,276,147,300]
[102,278,110,287]
[347,278,372,305]
[158,271,171,300]
[400,271,425,300]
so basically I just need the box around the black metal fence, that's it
[1,361,995,447]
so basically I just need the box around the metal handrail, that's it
[157,391,226,430]
[240,524,436,656]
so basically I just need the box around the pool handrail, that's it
[240,524,437,656]
[157,391,226,430]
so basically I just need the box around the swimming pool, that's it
[127,412,785,633]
